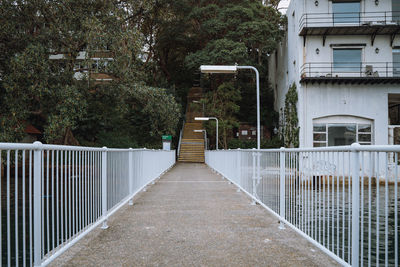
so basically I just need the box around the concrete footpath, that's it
[50,163,339,267]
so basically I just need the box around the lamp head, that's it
[195,117,210,121]
[200,65,237,74]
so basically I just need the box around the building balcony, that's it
[299,11,400,36]
[300,62,400,84]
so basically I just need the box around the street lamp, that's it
[200,64,261,205]
[195,117,219,150]
[193,129,208,150]
[200,65,261,149]
[192,100,205,114]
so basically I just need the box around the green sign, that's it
[162,135,172,141]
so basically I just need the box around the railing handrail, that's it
[300,11,400,20]
[177,118,185,157]
[0,142,171,152]
[300,10,400,17]
[300,62,400,79]
[301,62,400,65]
[207,144,400,153]
[299,10,400,31]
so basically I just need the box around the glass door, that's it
[393,48,400,77]
[393,0,400,22]
[332,1,360,25]
[333,48,362,76]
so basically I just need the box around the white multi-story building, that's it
[269,0,400,148]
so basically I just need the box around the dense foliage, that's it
[183,0,285,148]
[0,0,285,148]
[0,0,180,147]
[138,0,285,125]
[198,82,241,149]
[283,83,299,148]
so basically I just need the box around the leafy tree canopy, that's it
[0,0,180,147]
[185,0,285,68]
[197,82,241,149]
[0,0,285,147]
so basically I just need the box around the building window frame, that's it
[332,47,363,75]
[393,47,400,77]
[313,123,373,147]
[331,0,361,25]
[313,115,373,147]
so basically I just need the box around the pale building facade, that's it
[269,0,400,148]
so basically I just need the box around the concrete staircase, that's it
[178,87,205,163]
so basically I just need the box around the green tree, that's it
[283,83,299,148]
[135,0,285,147]
[199,82,241,149]
[184,0,284,145]
[0,0,181,147]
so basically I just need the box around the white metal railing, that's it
[205,145,399,267]
[0,142,175,266]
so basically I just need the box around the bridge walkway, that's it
[50,163,339,267]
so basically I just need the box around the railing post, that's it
[257,151,261,193]
[251,148,257,205]
[128,148,134,205]
[351,143,360,267]
[101,146,109,229]
[236,149,241,192]
[279,147,286,230]
[142,149,146,191]
[33,141,42,267]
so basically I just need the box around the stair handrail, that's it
[177,118,185,157]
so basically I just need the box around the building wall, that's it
[268,0,302,118]
[305,35,400,74]
[271,0,400,147]
[302,84,396,147]
[303,0,391,13]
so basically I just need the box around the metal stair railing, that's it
[177,118,185,157]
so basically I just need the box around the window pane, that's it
[393,49,400,77]
[313,133,327,141]
[358,124,371,133]
[314,142,327,147]
[332,2,360,24]
[333,49,362,73]
[313,124,326,132]
[328,124,356,146]
[358,134,371,142]
[393,1,400,22]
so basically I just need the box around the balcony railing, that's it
[299,11,400,35]
[300,62,400,83]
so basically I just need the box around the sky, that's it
[277,0,290,14]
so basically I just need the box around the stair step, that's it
[179,158,204,160]
[179,86,205,163]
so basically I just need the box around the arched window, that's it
[313,115,373,147]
